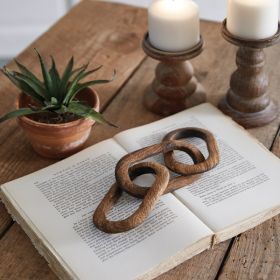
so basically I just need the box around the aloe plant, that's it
[0,49,116,126]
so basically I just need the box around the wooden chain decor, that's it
[93,128,220,234]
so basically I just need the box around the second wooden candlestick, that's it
[142,33,206,116]
[219,20,280,128]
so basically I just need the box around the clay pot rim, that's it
[17,87,100,128]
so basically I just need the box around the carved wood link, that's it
[93,128,219,234]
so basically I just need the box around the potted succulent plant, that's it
[0,49,116,159]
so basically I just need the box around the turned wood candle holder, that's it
[142,33,206,116]
[219,20,280,128]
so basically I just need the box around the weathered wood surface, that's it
[218,130,280,280]
[0,224,58,280]
[0,202,12,238]
[0,0,147,236]
[142,34,206,116]
[0,1,280,279]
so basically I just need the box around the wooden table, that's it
[0,1,279,279]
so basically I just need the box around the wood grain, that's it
[143,34,206,116]
[218,216,280,280]
[155,241,231,280]
[0,224,58,280]
[0,0,147,236]
[0,203,12,238]
[86,21,280,279]
[81,23,234,278]
[0,21,232,280]
[0,4,280,280]
[217,131,280,280]
[219,21,280,128]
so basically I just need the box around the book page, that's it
[1,139,213,280]
[114,103,280,236]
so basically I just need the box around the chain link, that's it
[93,127,220,234]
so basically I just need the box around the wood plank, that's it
[0,0,147,236]
[0,224,58,280]
[0,0,147,174]
[155,241,230,280]
[217,130,280,280]
[0,21,231,280]
[1,16,280,280]
[77,20,280,279]
[0,202,12,238]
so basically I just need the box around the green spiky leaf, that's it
[59,56,74,99]
[63,65,105,105]
[34,48,53,100]
[0,50,116,127]
[71,62,96,76]
[2,67,45,104]
[49,56,61,99]
[0,108,41,123]
[15,59,45,89]
[66,102,117,127]
[75,70,116,93]
[13,71,46,98]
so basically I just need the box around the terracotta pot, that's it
[17,88,100,159]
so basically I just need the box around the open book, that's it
[1,103,280,280]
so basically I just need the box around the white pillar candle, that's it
[227,0,279,40]
[148,0,200,52]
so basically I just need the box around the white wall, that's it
[0,0,229,59]
[0,0,279,59]
[196,0,227,21]
[107,0,228,21]
[0,0,71,58]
